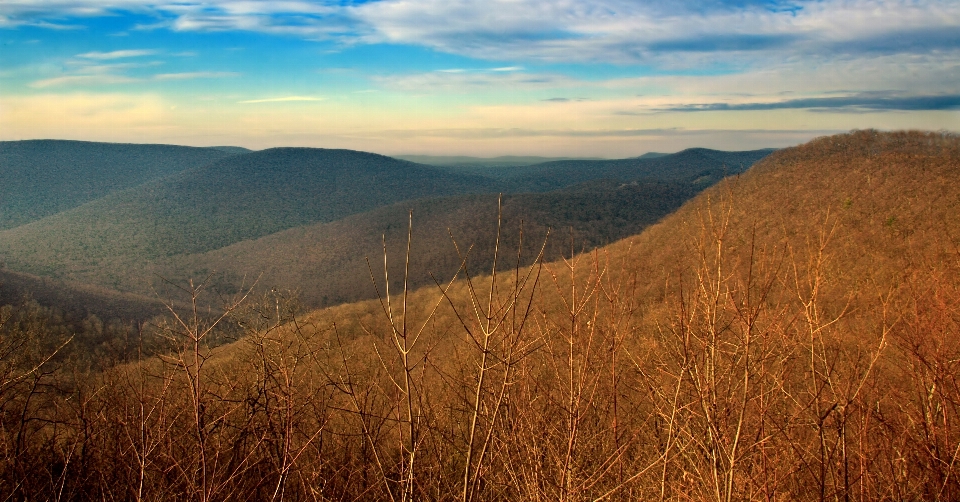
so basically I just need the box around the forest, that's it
[1,130,958,500]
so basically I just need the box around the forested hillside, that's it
[0,140,238,229]
[158,179,700,307]
[0,148,492,285]
[0,145,770,304]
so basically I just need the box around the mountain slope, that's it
[292,130,960,339]
[0,148,494,286]
[153,179,701,307]
[0,146,772,298]
[0,140,238,230]
[0,268,167,322]
[232,130,958,500]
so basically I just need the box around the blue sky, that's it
[1,0,958,156]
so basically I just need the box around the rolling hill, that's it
[393,154,604,177]
[393,154,602,167]
[0,140,239,230]
[0,147,494,286]
[0,145,772,302]
[152,179,701,307]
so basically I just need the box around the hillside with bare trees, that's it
[2,130,958,500]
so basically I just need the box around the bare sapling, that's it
[361,210,471,501]
[437,196,548,502]
[155,275,257,502]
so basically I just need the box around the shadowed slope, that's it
[0,148,493,285]
[156,179,701,307]
[0,146,772,301]
[0,140,238,230]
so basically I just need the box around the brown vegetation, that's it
[1,130,959,500]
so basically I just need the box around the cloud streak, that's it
[239,96,326,103]
[29,74,140,88]
[77,49,158,59]
[3,0,959,65]
[154,71,240,80]
[30,68,240,87]
[663,94,960,112]
[374,70,577,92]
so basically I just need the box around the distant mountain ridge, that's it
[636,151,670,159]
[393,154,606,178]
[0,140,239,230]
[500,147,775,192]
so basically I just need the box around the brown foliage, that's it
[2,130,960,501]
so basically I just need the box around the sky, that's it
[1,0,958,157]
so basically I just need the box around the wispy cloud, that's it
[154,71,240,80]
[435,66,524,74]
[29,66,238,88]
[375,70,576,92]
[662,94,960,112]
[29,74,140,88]
[239,96,326,104]
[77,49,158,59]
[4,0,959,65]
[352,0,960,63]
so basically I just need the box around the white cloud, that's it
[29,74,140,88]
[3,0,959,66]
[348,0,960,64]
[154,71,240,80]
[239,96,326,103]
[2,0,958,104]
[373,70,578,92]
[77,49,158,59]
